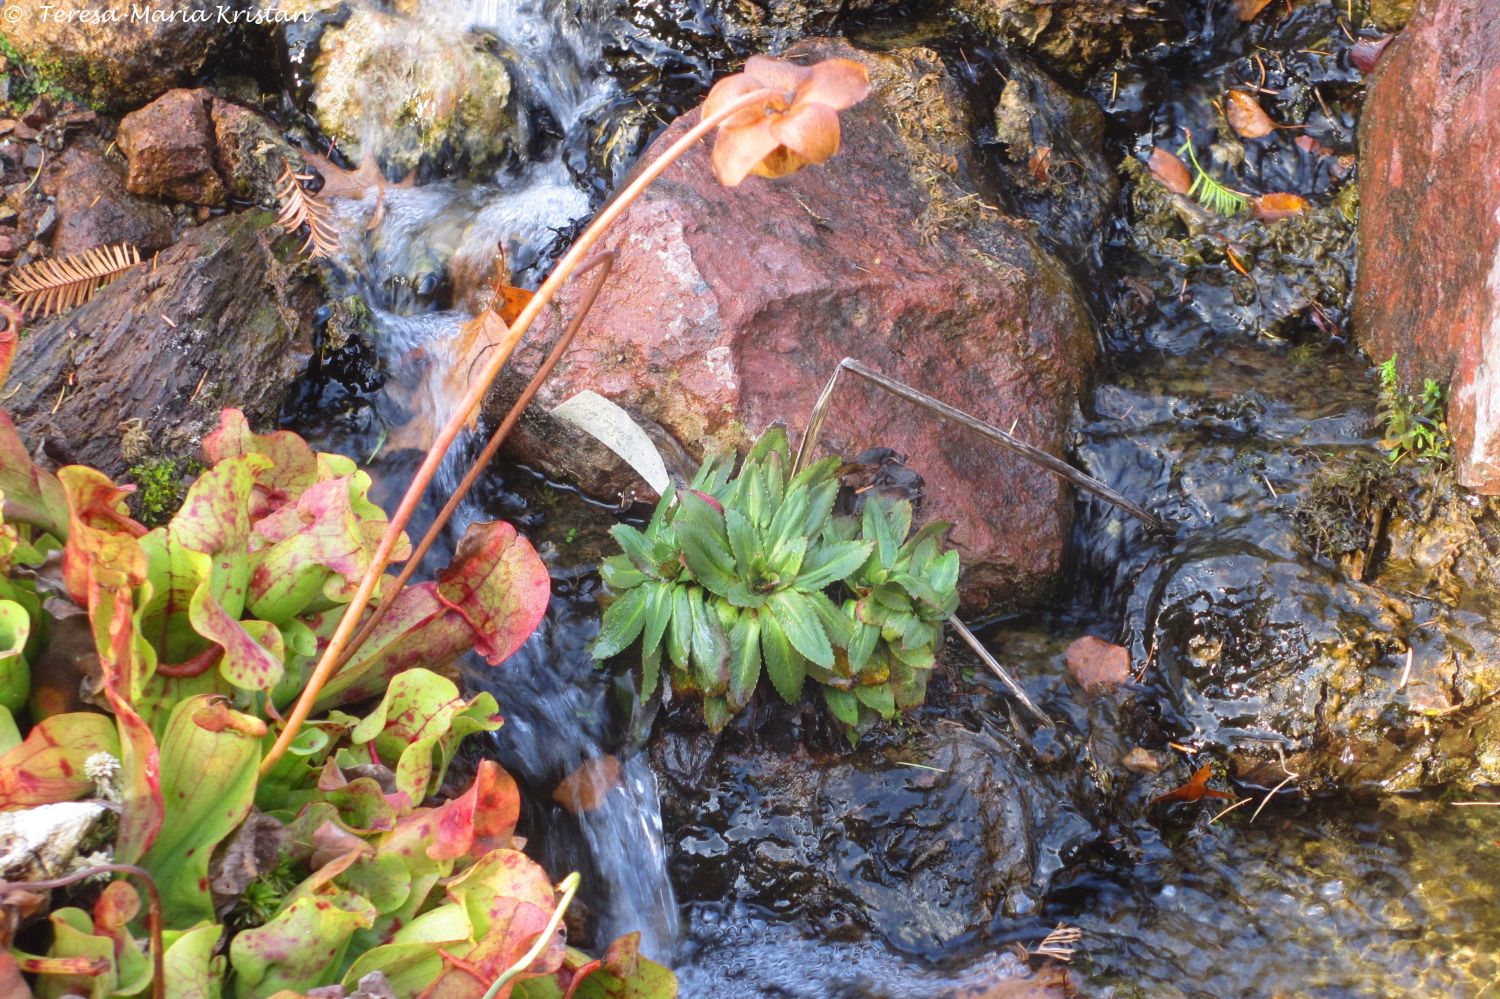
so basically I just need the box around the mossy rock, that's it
[0,0,220,110]
[310,8,519,175]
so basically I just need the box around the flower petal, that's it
[712,120,785,187]
[750,146,809,180]
[769,102,841,166]
[703,72,771,129]
[795,58,870,112]
[744,54,812,95]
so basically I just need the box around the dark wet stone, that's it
[661,725,1095,956]
[5,211,323,478]
[1074,341,1500,792]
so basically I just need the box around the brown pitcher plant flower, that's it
[703,55,871,186]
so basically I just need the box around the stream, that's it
[277,0,1500,995]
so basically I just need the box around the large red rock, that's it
[492,40,1096,609]
[1353,0,1500,492]
[117,89,225,207]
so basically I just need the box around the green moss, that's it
[0,35,100,112]
[126,457,200,528]
[1293,451,1412,559]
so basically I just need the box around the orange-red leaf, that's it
[553,755,623,815]
[1252,192,1309,220]
[1150,764,1236,806]
[1226,90,1277,139]
[1147,147,1193,194]
[1234,0,1275,19]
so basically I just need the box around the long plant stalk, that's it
[333,251,615,674]
[948,615,1054,730]
[5,864,165,999]
[794,357,1168,530]
[261,88,778,776]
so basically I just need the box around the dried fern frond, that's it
[1030,924,1083,962]
[275,160,340,259]
[6,243,142,318]
[1176,138,1247,215]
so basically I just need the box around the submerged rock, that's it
[5,211,323,477]
[492,39,1097,609]
[659,724,1091,955]
[0,0,221,110]
[310,8,519,175]
[953,0,1174,79]
[1353,0,1500,494]
[1075,341,1500,792]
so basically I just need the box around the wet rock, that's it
[4,210,322,477]
[0,0,221,110]
[1075,342,1500,791]
[491,39,1097,609]
[211,99,299,207]
[659,726,1090,953]
[117,89,225,206]
[310,8,518,175]
[710,0,898,47]
[953,0,1174,79]
[1064,636,1130,693]
[1353,0,1500,494]
[987,54,1118,260]
[40,145,176,256]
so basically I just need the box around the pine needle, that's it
[274,160,340,259]
[1176,138,1247,215]
[6,243,142,317]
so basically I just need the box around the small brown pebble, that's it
[1065,635,1132,692]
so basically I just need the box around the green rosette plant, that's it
[592,427,960,739]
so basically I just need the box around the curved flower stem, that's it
[260,88,778,777]
[330,251,615,677]
[482,871,582,998]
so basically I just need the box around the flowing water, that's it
[278,0,1500,994]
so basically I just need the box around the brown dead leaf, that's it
[1350,35,1393,74]
[1251,192,1309,220]
[553,755,623,814]
[1225,89,1277,139]
[1233,0,1275,19]
[1065,636,1131,692]
[1147,147,1192,194]
[1027,144,1053,185]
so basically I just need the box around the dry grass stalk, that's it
[274,161,339,259]
[6,243,142,317]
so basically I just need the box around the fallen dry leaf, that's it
[1149,764,1236,806]
[1226,89,1277,139]
[1027,144,1053,184]
[1065,636,1131,692]
[1147,146,1193,194]
[1350,35,1393,74]
[1234,0,1275,19]
[1120,747,1163,775]
[553,755,624,814]
[1252,192,1309,220]
[1294,134,1334,157]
